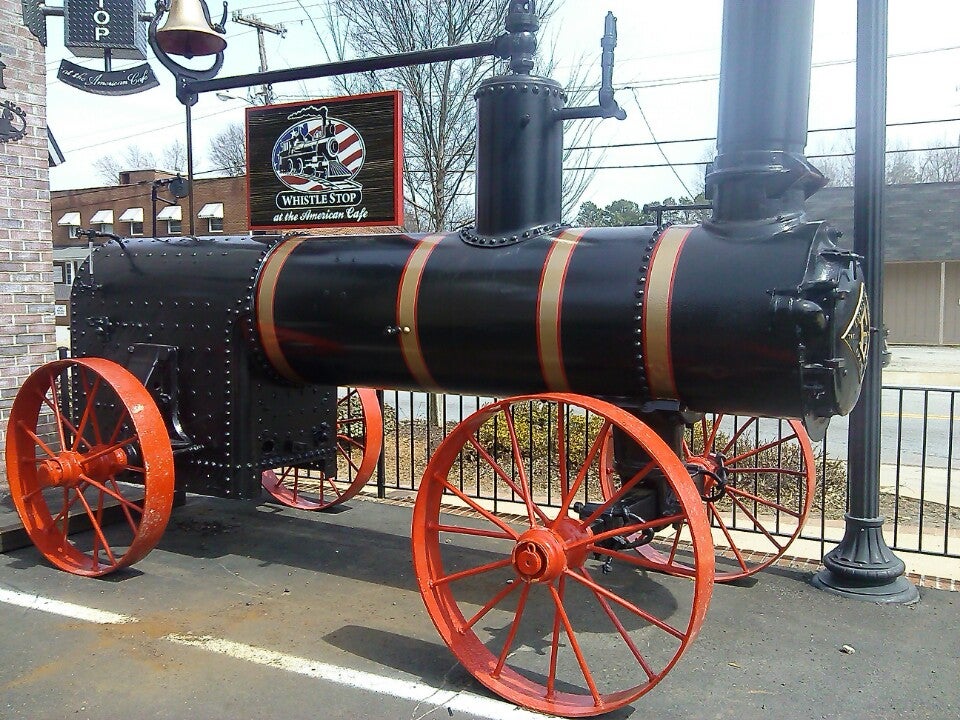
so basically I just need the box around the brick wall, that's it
[0,0,57,489]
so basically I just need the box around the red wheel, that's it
[601,414,816,582]
[5,358,174,576]
[261,387,383,510]
[413,394,713,717]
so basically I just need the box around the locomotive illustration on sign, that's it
[272,105,366,197]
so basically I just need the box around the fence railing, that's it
[362,387,959,561]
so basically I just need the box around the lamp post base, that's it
[811,514,919,604]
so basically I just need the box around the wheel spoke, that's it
[108,477,140,535]
[567,512,686,551]
[547,576,565,699]
[556,403,568,494]
[78,367,105,445]
[727,433,798,465]
[577,567,657,681]
[466,435,551,526]
[707,503,749,571]
[46,376,68,451]
[565,566,685,640]
[74,489,118,567]
[438,478,520,540]
[721,416,759,455]
[578,458,655,529]
[553,419,613,525]
[434,523,514,541]
[79,474,144,515]
[501,409,536,527]
[726,493,785,550]
[704,413,723,453]
[81,437,138,465]
[492,583,530,677]
[19,422,58,459]
[724,485,803,517]
[72,372,103,451]
[431,557,513,587]
[463,580,521,631]
[549,582,602,705]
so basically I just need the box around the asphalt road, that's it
[0,496,957,720]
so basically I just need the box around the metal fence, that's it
[366,386,959,561]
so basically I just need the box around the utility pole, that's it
[231,12,286,105]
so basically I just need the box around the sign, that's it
[57,58,158,96]
[247,91,403,231]
[64,0,148,60]
[0,100,27,144]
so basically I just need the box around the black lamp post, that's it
[812,0,918,604]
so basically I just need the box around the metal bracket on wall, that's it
[21,0,49,46]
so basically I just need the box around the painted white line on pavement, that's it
[0,588,137,624]
[164,633,555,720]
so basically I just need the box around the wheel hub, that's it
[36,446,127,489]
[511,519,592,583]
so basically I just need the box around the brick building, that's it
[52,170,248,247]
[0,0,57,488]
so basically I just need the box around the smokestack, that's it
[706,0,826,225]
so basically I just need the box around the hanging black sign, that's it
[64,0,148,60]
[246,91,403,231]
[57,59,159,95]
[0,100,27,144]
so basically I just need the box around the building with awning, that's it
[118,207,145,235]
[50,170,247,245]
[197,202,224,232]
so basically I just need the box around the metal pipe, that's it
[183,40,498,97]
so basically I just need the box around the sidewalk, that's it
[883,344,960,387]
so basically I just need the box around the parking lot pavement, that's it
[0,495,957,720]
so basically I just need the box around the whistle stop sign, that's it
[64,0,148,61]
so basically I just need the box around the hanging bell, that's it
[156,0,227,58]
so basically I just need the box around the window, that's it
[95,223,114,235]
[64,263,74,285]
[119,208,144,236]
[198,203,224,234]
[57,211,81,238]
[156,205,182,235]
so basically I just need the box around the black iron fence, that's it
[360,386,959,562]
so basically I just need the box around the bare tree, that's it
[160,139,188,174]
[93,144,157,185]
[918,139,960,182]
[322,0,570,232]
[207,122,247,176]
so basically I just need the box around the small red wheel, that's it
[601,414,816,582]
[261,387,383,510]
[5,358,174,576]
[413,394,713,717]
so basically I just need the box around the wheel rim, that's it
[4,358,174,577]
[261,387,383,511]
[413,394,713,717]
[600,414,816,582]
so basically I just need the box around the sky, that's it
[44,0,960,213]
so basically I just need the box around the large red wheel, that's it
[261,387,383,510]
[601,414,816,582]
[413,394,713,717]
[5,358,174,576]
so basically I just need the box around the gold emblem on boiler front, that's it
[841,284,870,382]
